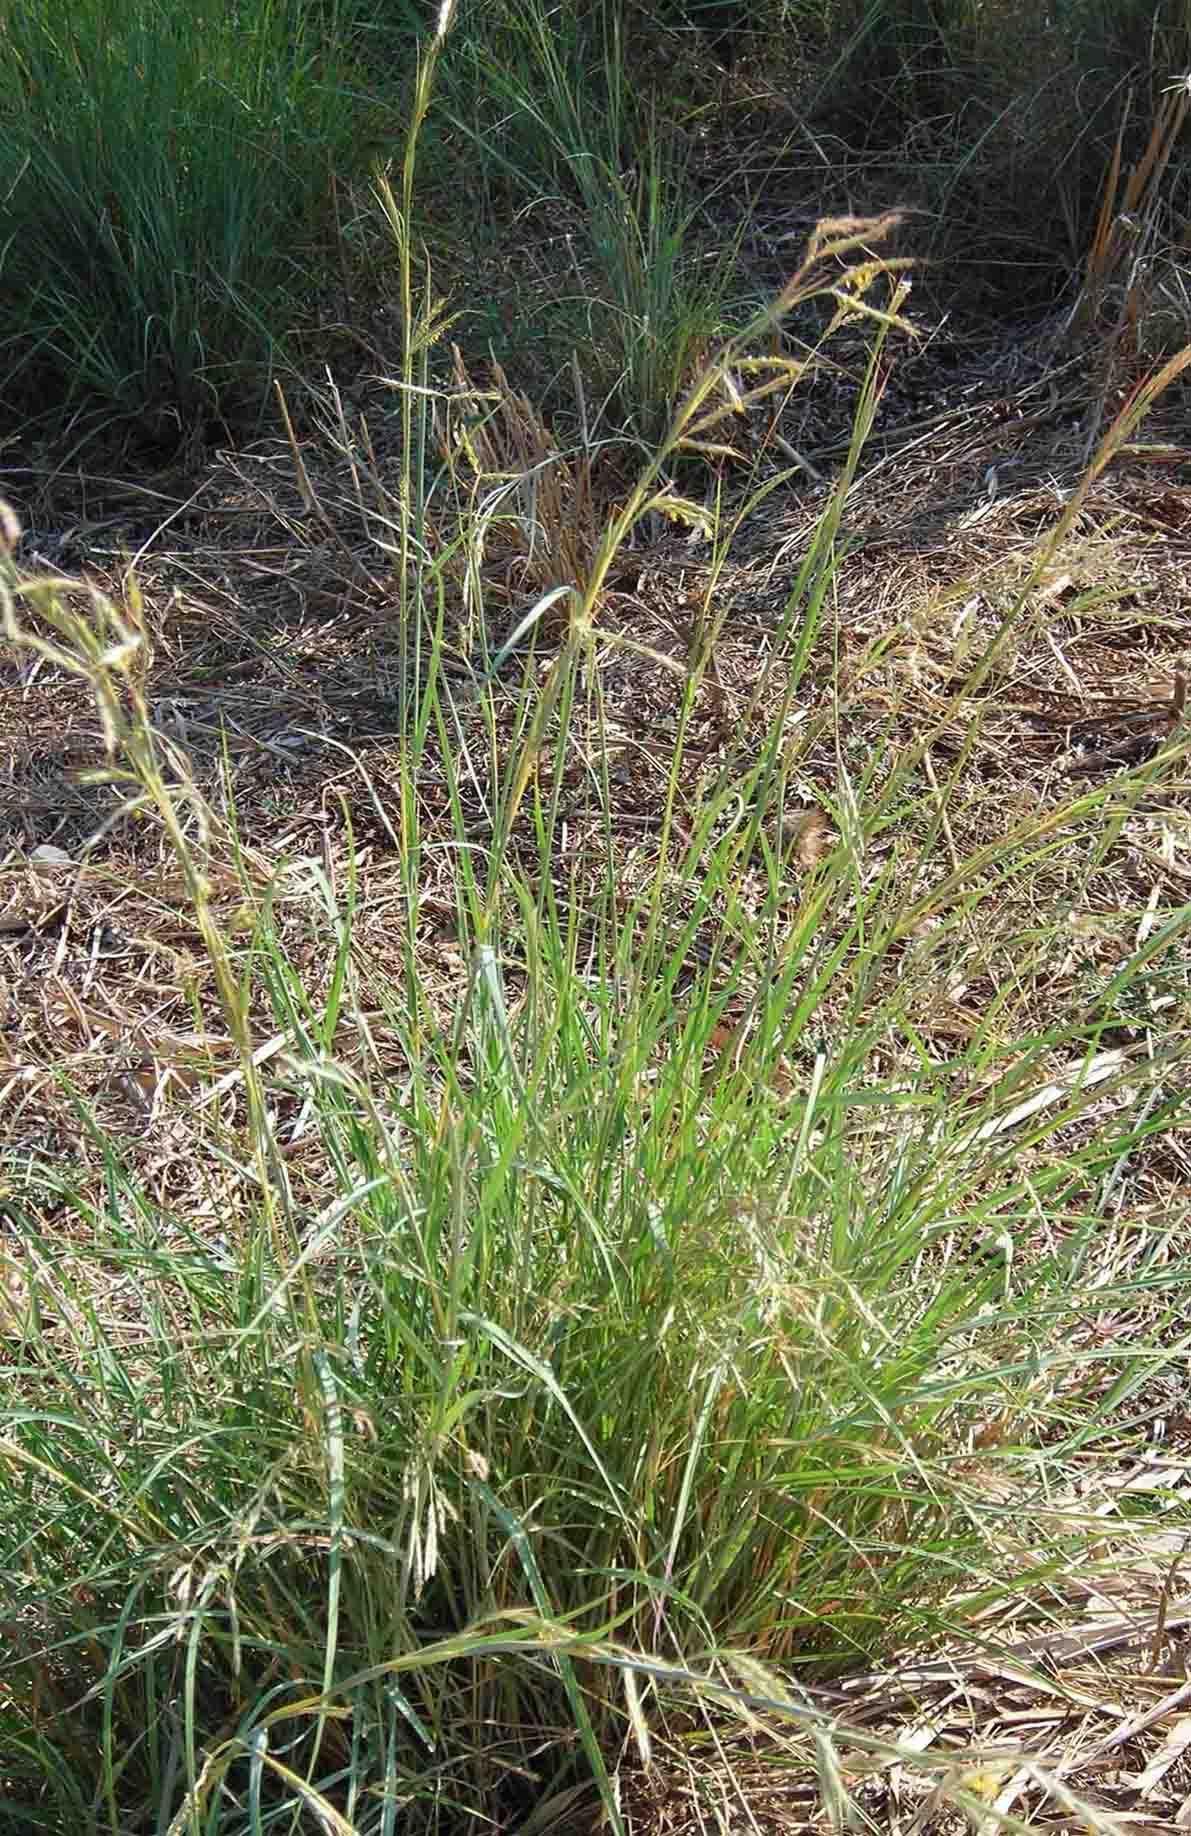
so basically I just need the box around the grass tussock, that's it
[3,472,1189,1825]
[1,2,1191,1833]
[0,0,401,451]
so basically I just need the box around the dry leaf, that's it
[795,805,836,869]
[1136,1715,1191,1798]
[1036,571,1075,605]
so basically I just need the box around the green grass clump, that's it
[432,0,745,441]
[2,6,1190,1832]
[2,526,1187,1830]
[0,0,400,452]
[3,0,1186,459]
[2,197,1189,1822]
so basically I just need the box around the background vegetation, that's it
[3,0,1191,452]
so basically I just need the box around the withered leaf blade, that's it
[795,805,836,869]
